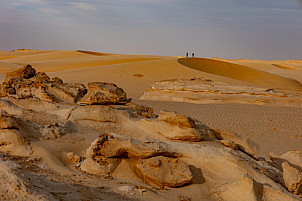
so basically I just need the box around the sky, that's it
[0,0,302,60]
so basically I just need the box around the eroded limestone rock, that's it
[39,121,73,140]
[0,111,32,156]
[220,139,238,150]
[282,162,302,196]
[126,102,155,118]
[79,82,129,105]
[157,110,196,128]
[140,118,204,141]
[215,129,259,157]
[219,176,260,201]
[5,64,36,80]
[0,66,87,103]
[136,156,193,187]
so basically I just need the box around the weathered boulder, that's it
[5,64,36,80]
[135,156,193,187]
[282,162,302,196]
[79,82,129,105]
[215,129,259,157]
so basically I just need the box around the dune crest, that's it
[178,58,302,89]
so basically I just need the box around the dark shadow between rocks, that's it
[188,165,206,184]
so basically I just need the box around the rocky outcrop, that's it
[79,133,300,200]
[5,64,36,80]
[138,110,214,142]
[79,82,130,105]
[0,66,87,103]
[80,133,191,187]
[1,66,134,106]
[215,129,259,157]
[140,78,302,106]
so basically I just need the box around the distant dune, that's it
[76,50,113,56]
[178,58,302,89]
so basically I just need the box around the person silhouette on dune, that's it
[192,53,195,58]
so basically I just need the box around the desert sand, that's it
[0,50,302,200]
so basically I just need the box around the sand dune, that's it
[0,62,23,74]
[178,58,302,89]
[1,50,89,63]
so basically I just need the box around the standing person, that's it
[192,53,195,58]
[186,52,189,58]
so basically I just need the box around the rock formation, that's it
[0,66,301,200]
[79,82,130,105]
[140,78,302,106]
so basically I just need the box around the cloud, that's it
[70,2,96,11]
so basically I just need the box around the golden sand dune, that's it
[0,50,56,61]
[24,55,164,72]
[0,50,55,56]
[1,50,89,63]
[178,58,302,89]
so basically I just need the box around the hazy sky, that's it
[0,0,302,60]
